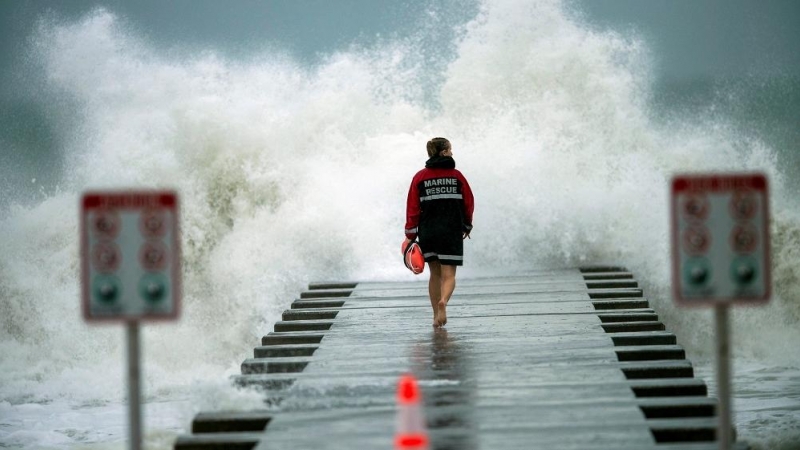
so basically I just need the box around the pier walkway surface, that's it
[174,267,749,450]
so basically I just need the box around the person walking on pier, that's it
[404,137,474,327]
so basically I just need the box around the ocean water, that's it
[1,1,799,449]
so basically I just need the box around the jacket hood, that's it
[425,155,456,169]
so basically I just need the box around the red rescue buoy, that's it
[401,240,425,275]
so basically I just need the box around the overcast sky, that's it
[577,0,800,80]
[1,0,798,86]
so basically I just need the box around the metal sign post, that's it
[715,305,731,449]
[80,190,181,450]
[670,173,770,450]
[127,321,142,450]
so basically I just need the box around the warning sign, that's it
[81,190,181,321]
[671,173,771,306]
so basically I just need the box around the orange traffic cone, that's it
[395,373,429,450]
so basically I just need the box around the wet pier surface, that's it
[175,267,749,450]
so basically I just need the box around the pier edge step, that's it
[173,432,262,450]
[191,411,273,433]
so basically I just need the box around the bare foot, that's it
[436,299,447,327]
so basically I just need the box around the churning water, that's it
[1,1,798,448]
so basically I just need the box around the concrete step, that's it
[637,397,716,418]
[629,378,708,397]
[620,360,694,379]
[273,320,333,332]
[588,289,644,299]
[233,374,296,390]
[652,444,749,450]
[614,345,686,361]
[261,332,325,346]
[291,299,346,309]
[281,309,339,321]
[283,305,654,320]
[308,281,357,290]
[191,411,272,433]
[586,280,639,289]
[248,335,662,360]
[598,312,659,323]
[582,272,635,280]
[347,277,636,299]
[647,417,723,443]
[610,331,676,346]
[241,357,310,374]
[353,272,587,292]
[592,299,650,310]
[239,351,694,380]
[253,344,319,358]
[580,266,628,273]
[232,373,710,400]
[347,288,590,301]
[602,321,666,333]
[300,289,352,299]
[173,432,262,450]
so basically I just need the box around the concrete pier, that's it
[174,267,748,450]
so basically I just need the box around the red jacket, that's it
[405,156,474,240]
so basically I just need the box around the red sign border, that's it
[81,190,182,322]
[670,173,771,307]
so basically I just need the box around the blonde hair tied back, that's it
[426,137,451,157]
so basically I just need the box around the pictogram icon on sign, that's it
[730,224,758,253]
[729,191,757,221]
[93,241,121,273]
[682,194,709,222]
[93,209,120,239]
[140,241,168,271]
[730,256,758,286]
[683,258,711,287]
[682,226,711,255]
[138,273,168,303]
[140,209,166,238]
[92,275,120,303]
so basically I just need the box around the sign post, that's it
[715,305,731,450]
[80,190,181,450]
[127,321,142,450]
[670,173,770,449]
